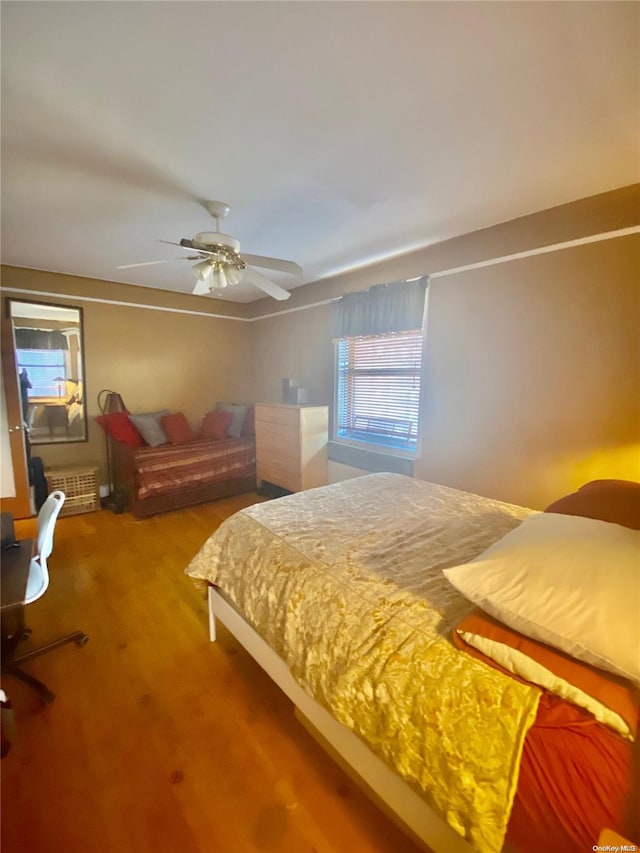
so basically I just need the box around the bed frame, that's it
[207,585,474,853]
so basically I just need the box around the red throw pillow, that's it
[161,412,193,445]
[95,412,144,447]
[199,410,232,441]
[544,479,640,530]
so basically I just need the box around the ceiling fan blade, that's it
[241,253,302,276]
[243,267,291,301]
[116,259,172,269]
[192,279,212,296]
[157,239,215,256]
[117,255,200,270]
[177,237,221,255]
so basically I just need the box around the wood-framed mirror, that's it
[8,298,88,445]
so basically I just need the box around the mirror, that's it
[9,299,88,445]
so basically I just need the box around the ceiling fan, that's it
[117,201,301,301]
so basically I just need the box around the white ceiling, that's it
[1,2,638,303]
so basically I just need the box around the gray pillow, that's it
[129,410,170,447]
[215,402,248,439]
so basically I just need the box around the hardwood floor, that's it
[2,495,424,853]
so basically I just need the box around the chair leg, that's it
[1,620,88,704]
[14,631,89,664]
[2,663,55,705]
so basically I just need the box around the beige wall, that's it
[415,234,640,508]
[1,268,251,486]
[249,303,333,407]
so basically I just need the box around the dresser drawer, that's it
[257,457,302,492]
[255,405,301,428]
[255,424,300,457]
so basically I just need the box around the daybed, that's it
[186,473,639,853]
[98,405,256,518]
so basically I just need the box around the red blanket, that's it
[452,617,637,851]
[508,694,633,852]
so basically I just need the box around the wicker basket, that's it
[45,466,100,516]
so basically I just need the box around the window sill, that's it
[328,441,415,477]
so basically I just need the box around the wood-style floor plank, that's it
[2,495,423,853]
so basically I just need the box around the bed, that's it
[110,434,256,518]
[97,401,257,518]
[185,473,638,853]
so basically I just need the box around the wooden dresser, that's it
[255,404,328,493]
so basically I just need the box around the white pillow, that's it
[443,512,640,684]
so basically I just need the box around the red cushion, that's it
[161,412,193,445]
[199,410,232,441]
[545,479,640,530]
[95,412,144,447]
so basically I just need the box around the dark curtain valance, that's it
[14,328,69,350]
[332,276,428,339]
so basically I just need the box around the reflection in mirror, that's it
[9,299,87,445]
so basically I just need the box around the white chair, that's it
[2,491,89,704]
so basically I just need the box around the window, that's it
[334,329,423,455]
[16,348,66,398]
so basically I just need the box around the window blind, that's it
[17,348,66,398]
[335,330,423,450]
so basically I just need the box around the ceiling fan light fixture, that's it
[225,266,244,287]
[210,266,229,289]
[193,259,213,281]
[192,278,213,296]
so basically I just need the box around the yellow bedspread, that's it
[186,474,541,852]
